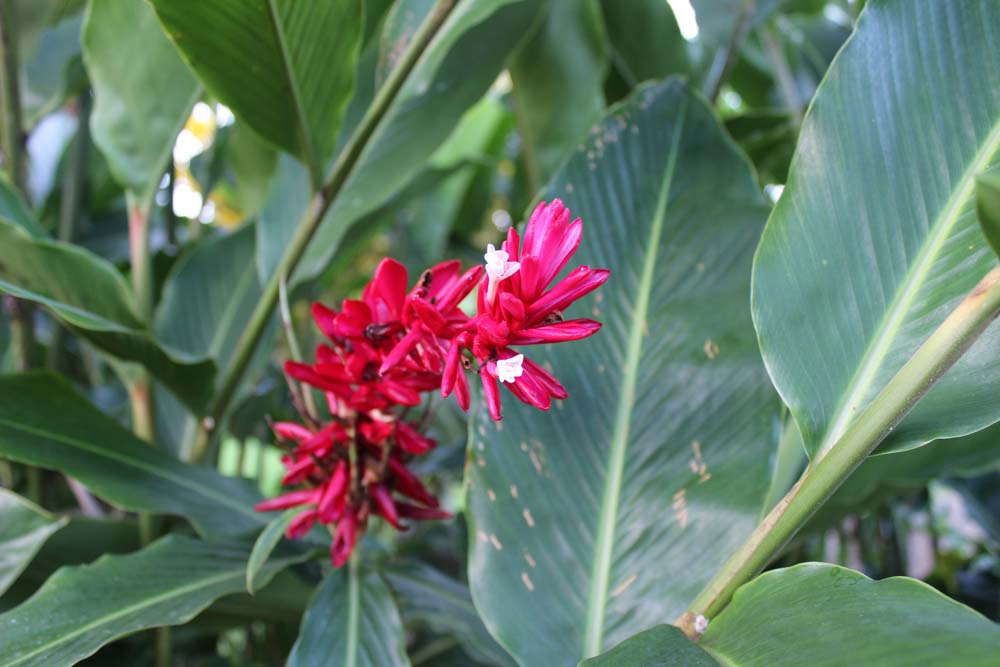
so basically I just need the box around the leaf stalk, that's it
[678,265,1000,638]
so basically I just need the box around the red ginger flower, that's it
[256,409,449,568]
[440,199,609,420]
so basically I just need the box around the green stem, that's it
[189,0,459,463]
[0,0,26,189]
[759,23,802,126]
[703,0,756,104]
[279,273,318,419]
[678,265,1000,637]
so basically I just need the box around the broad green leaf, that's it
[752,0,1000,458]
[599,0,689,87]
[153,225,272,457]
[263,0,541,284]
[580,625,719,667]
[0,489,66,598]
[288,563,410,667]
[0,535,301,667]
[21,10,84,125]
[699,564,1000,665]
[150,0,363,185]
[0,176,46,238]
[977,167,1000,258]
[82,0,200,203]
[0,221,215,411]
[510,0,608,185]
[466,79,780,665]
[0,372,264,537]
[246,510,297,594]
[384,561,516,667]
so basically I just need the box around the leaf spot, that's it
[523,508,535,527]
[703,339,719,360]
[521,572,535,591]
[490,534,503,550]
[610,574,638,598]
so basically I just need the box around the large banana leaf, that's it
[0,535,303,667]
[82,0,200,203]
[0,373,264,537]
[509,0,608,185]
[0,489,66,598]
[260,0,540,283]
[150,0,363,185]
[287,563,409,667]
[752,0,1000,458]
[0,221,215,411]
[580,625,717,667]
[698,564,1000,665]
[466,79,780,666]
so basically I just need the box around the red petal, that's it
[396,501,452,521]
[317,461,349,523]
[389,458,439,507]
[281,456,317,485]
[379,324,424,375]
[364,258,408,321]
[481,366,502,421]
[510,318,603,344]
[370,484,402,529]
[524,267,610,327]
[396,421,435,455]
[254,488,318,512]
[331,513,358,568]
[286,509,318,539]
[272,421,312,443]
[435,265,484,314]
[311,302,340,341]
[522,356,568,400]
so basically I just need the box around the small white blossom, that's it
[694,615,709,635]
[495,354,525,384]
[484,243,520,281]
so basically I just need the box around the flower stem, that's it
[189,0,458,463]
[678,265,1000,637]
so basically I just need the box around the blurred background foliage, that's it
[1,0,998,665]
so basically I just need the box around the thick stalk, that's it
[189,0,458,462]
[677,266,1000,638]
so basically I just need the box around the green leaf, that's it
[0,221,215,411]
[0,175,46,238]
[977,166,1000,258]
[466,79,780,665]
[21,10,85,125]
[288,563,410,667]
[0,489,67,598]
[699,564,1000,665]
[510,0,608,185]
[384,561,516,667]
[599,0,689,87]
[153,225,272,457]
[580,625,719,667]
[246,510,297,594]
[0,535,300,667]
[752,0,1000,458]
[264,0,541,284]
[0,372,265,537]
[82,0,200,203]
[150,0,363,185]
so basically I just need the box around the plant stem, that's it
[759,23,802,127]
[678,266,1000,638]
[0,0,25,188]
[279,273,318,419]
[703,0,756,104]
[189,0,458,463]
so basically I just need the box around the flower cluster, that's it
[256,199,608,566]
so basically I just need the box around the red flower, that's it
[442,199,609,419]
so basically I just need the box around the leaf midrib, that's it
[263,0,320,186]
[0,416,260,527]
[818,114,1000,455]
[582,97,689,657]
[345,558,360,667]
[2,556,243,667]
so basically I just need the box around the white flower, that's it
[694,615,709,635]
[495,354,524,384]
[484,243,520,280]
